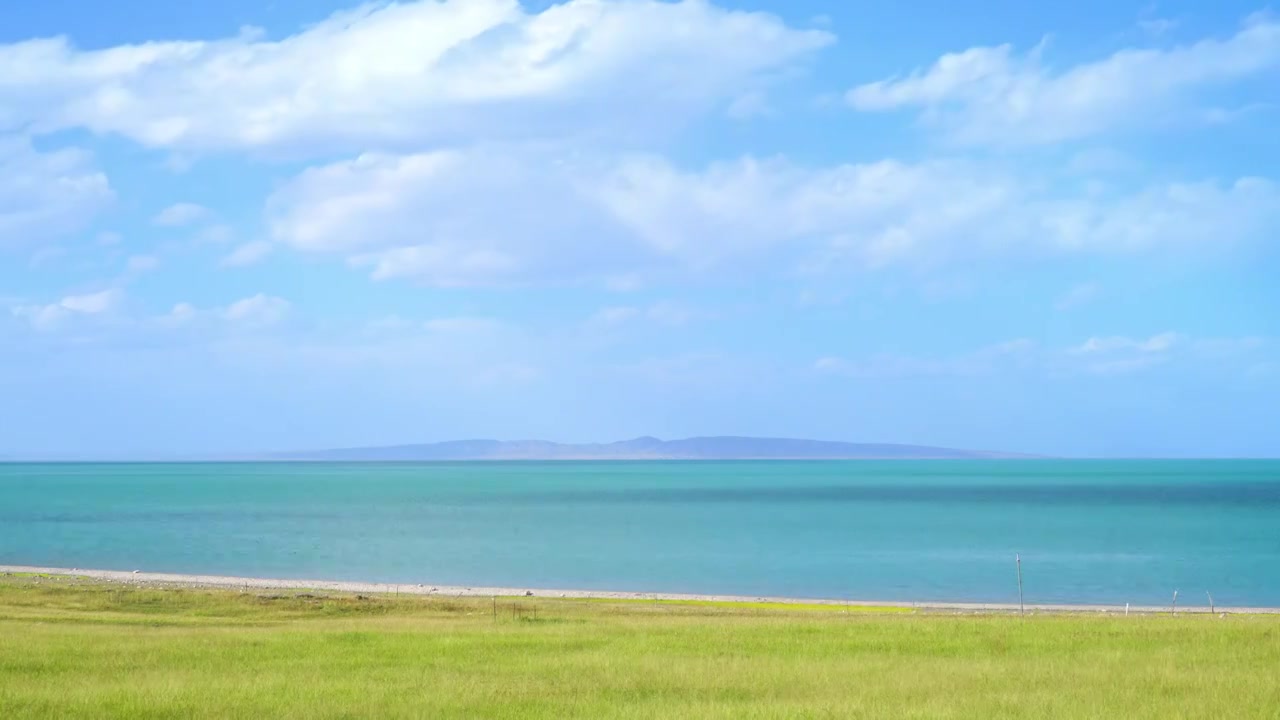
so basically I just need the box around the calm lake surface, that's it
[3,460,1278,605]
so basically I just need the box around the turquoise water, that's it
[2,461,1278,606]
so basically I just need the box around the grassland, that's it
[1,574,1277,719]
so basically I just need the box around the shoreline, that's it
[4,565,1277,614]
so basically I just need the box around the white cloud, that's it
[590,155,1016,270]
[363,315,417,334]
[196,225,234,245]
[152,202,210,227]
[10,290,298,338]
[586,301,706,329]
[1139,17,1180,38]
[1066,332,1186,374]
[1077,356,1168,375]
[28,246,67,268]
[608,158,1280,266]
[1040,177,1280,252]
[155,296,292,330]
[637,301,698,326]
[11,288,121,331]
[221,294,291,326]
[0,137,112,250]
[1192,336,1266,358]
[269,149,646,287]
[817,333,1268,379]
[11,305,69,332]
[267,148,1280,286]
[612,351,755,388]
[1072,332,1181,354]
[592,158,1280,272]
[352,245,521,286]
[220,241,272,267]
[726,90,771,119]
[847,13,1280,144]
[816,339,1036,378]
[587,306,643,328]
[126,254,160,273]
[263,150,877,283]
[49,289,118,314]
[2,0,830,154]
[204,313,546,389]
[1054,283,1100,311]
[423,316,502,334]
[163,302,198,327]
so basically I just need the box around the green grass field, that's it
[1,575,1277,719]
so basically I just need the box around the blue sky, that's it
[1,0,1277,458]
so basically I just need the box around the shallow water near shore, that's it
[2,460,1277,606]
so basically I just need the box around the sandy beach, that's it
[4,564,1275,614]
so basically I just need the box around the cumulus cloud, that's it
[817,333,1268,379]
[1192,336,1266,358]
[1040,177,1280,252]
[596,159,1280,267]
[268,148,652,286]
[586,301,706,329]
[587,306,643,328]
[126,255,161,273]
[195,225,234,245]
[0,137,112,250]
[422,316,503,334]
[58,289,117,314]
[1072,332,1182,355]
[11,290,296,336]
[815,339,1036,378]
[589,155,1015,269]
[1,0,830,154]
[266,147,1280,286]
[220,241,272,268]
[154,296,292,330]
[151,202,211,227]
[11,288,121,331]
[222,294,291,326]
[209,312,544,388]
[847,13,1280,144]
[27,246,67,268]
[162,302,198,327]
[1054,283,1100,311]
[1057,332,1180,375]
[1139,17,1180,38]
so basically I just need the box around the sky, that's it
[1,0,1278,458]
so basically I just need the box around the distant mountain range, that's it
[273,436,1030,461]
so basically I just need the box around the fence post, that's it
[1016,553,1025,617]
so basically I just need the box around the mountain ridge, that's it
[272,436,1035,461]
